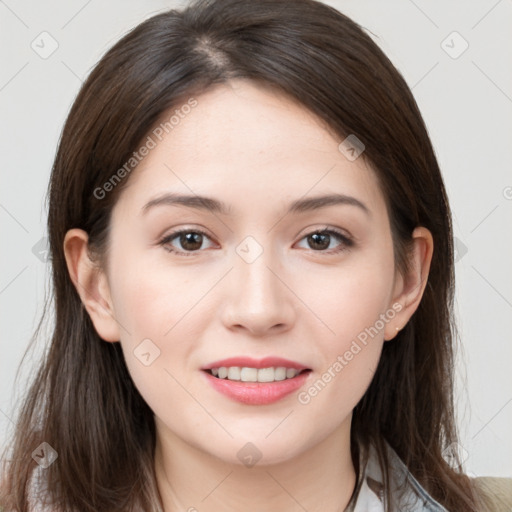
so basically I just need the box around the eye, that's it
[159,226,354,257]
[295,227,353,254]
[159,228,215,256]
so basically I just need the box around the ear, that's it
[63,228,120,342]
[384,226,434,341]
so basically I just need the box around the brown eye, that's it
[296,228,353,254]
[177,232,204,251]
[160,229,214,256]
[307,232,331,250]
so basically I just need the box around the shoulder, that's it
[471,476,512,512]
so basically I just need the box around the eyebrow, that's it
[141,192,370,216]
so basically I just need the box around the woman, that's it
[1,0,511,510]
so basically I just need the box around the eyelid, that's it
[295,224,353,242]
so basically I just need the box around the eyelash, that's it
[158,226,354,257]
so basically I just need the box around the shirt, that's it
[344,441,448,512]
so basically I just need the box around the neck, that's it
[154,417,357,512]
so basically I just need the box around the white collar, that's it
[345,440,449,512]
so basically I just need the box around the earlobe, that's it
[63,228,120,342]
[384,226,434,341]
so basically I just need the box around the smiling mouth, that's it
[205,367,312,383]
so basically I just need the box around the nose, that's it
[220,243,296,337]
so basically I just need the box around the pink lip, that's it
[202,369,311,405]
[201,356,309,371]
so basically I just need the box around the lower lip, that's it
[202,370,311,405]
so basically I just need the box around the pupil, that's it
[181,232,202,250]
[310,232,329,250]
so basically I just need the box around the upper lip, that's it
[202,357,310,371]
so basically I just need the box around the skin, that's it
[64,79,433,512]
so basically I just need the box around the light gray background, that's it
[1,0,511,477]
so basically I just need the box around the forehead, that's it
[115,79,385,218]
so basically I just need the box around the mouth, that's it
[204,366,312,383]
[200,357,312,404]
[201,365,313,405]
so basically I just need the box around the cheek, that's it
[108,247,198,341]
[295,251,393,406]
[300,252,395,346]
[297,292,387,420]
[106,250,209,414]
[301,339,383,426]
[111,273,191,428]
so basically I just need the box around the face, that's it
[103,80,401,465]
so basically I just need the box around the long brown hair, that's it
[1,0,486,510]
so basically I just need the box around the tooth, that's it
[257,367,275,382]
[274,367,286,381]
[240,367,258,382]
[227,367,241,380]
[212,366,304,381]
[286,368,298,379]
